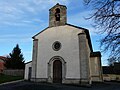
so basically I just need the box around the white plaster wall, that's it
[24,62,32,80]
[35,25,84,79]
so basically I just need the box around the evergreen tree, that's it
[5,44,25,69]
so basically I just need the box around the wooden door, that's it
[28,67,32,81]
[53,60,62,83]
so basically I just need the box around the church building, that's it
[24,3,103,85]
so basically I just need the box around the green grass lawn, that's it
[0,74,23,84]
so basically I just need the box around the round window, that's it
[53,41,61,51]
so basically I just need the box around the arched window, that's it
[55,8,60,21]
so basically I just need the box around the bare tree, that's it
[84,0,120,60]
[107,57,117,66]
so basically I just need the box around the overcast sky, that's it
[0,0,108,65]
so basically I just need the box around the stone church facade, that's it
[24,3,103,84]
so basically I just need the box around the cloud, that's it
[48,0,70,5]
[0,0,70,27]
[0,34,32,43]
[67,10,98,36]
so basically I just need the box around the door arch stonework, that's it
[48,56,66,83]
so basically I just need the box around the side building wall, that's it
[24,61,32,80]
[90,52,103,82]
[0,59,5,73]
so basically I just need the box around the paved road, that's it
[0,81,120,90]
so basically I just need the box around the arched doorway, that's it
[48,56,66,83]
[53,60,62,83]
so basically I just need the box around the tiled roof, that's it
[0,56,7,61]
